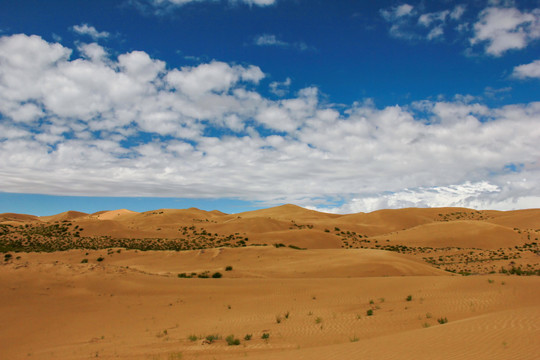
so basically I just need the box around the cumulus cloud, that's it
[513,59,540,79]
[72,24,110,40]
[470,6,540,56]
[0,33,539,212]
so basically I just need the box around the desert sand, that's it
[1,205,539,359]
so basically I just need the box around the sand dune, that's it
[1,205,539,359]
[376,220,524,249]
[39,210,88,222]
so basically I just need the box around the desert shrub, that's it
[225,335,240,346]
[205,334,220,343]
[97,256,104,262]
[225,265,233,271]
[188,334,198,342]
[81,258,88,263]
[366,309,373,316]
[406,295,412,301]
[244,334,252,341]
[261,333,270,340]
[212,272,222,278]
[315,316,323,324]
[197,271,210,278]
[437,317,448,324]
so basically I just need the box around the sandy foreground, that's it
[1,247,539,360]
[1,205,539,359]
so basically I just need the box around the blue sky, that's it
[0,0,539,215]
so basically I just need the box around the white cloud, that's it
[513,59,540,79]
[381,4,466,41]
[72,24,110,40]
[470,7,540,56]
[380,4,415,21]
[0,33,539,212]
[253,34,311,51]
[143,0,276,12]
[254,34,288,47]
[269,77,291,97]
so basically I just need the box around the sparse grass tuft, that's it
[315,316,323,324]
[167,352,183,360]
[244,334,252,341]
[188,334,198,342]
[350,335,359,342]
[406,295,412,301]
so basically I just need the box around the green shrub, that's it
[437,317,448,324]
[244,334,252,341]
[225,335,240,346]
[366,309,373,316]
[406,295,412,301]
[205,334,219,343]
[225,265,233,271]
[97,256,104,262]
[212,272,222,278]
[197,271,210,278]
[261,333,270,340]
[188,334,198,342]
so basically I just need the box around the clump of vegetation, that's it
[406,295,412,301]
[211,272,222,278]
[366,309,373,316]
[205,334,220,343]
[261,333,270,341]
[225,265,233,271]
[96,256,104,262]
[197,271,210,278]
[244,334,252,341]
[188,334,198,342]
[225,335,240,346]
[81,258,88,263]
[437,317,448,324]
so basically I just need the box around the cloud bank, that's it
[0,33,539,212]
